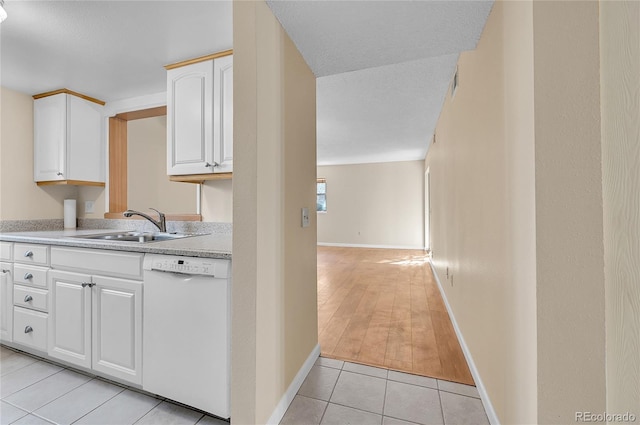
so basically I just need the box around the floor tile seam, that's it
[0,358,41,378]
[381,378,389,418]
[26,412,57,424]
[342,362,389,380]
[130,400,200,425]
[385,377,438,391]
[127,395,164,423]
[437,388,481,400]
[436,384,446,425]
[30,376,115,418]
[2,367,67,401]
[1,398,30,414]
[4,369,94,413]
[66,381,127,424]
[325,400,384,417]
[382,413,424,425]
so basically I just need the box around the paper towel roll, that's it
[64,199,77,229]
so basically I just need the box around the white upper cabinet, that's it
[33,92,104,184]
[167,54,233,176]
[213,55,233,173]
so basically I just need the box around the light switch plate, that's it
[85,201,94,214]
[301,207,310,228]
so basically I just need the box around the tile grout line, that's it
[317,361,344,424]
[437,387,446,425]
[2,366,67,403]
[5,368,98,415]
[67,381,127,424]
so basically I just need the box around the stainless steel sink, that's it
[73,231,206,243]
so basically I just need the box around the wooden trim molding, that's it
[109,117,128,213]
[104,213,202,222]
[169,173,232,184]
[164,49,233,70]
[36,180,105,187]
[32,89,106,106]
[115,106,167,121]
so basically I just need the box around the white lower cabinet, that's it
[48,270,142,385]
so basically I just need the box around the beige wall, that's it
[427,1,606,423]
[426,2,535,422]
[0,87,79,220]
[232,1,317,423]
[532,2,605,422]
[600,0,640,417]
[127,116,196,214]
[317,161,424,248]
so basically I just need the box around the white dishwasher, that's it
[142,254,231,419]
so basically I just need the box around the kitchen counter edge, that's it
[0,230,232,260]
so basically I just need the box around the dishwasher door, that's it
[142,255,230,419]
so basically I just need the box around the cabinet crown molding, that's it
[164,49,233,70]
[32,89,105,106]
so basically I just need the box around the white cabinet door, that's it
[91,276,142,385]
[213,55,233,173]
[67,95,104,182]
[0,263,13,342]
[33,93,104,183]
[34,94,67,182]
[167,60,214,175]
[48,270,92,368]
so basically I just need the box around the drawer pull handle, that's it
[24,273,33,280]
[24,326,33,334]
[81,282,95,288]
[24,251,34,258]
[1,269,9,273]
[24,295,33,302]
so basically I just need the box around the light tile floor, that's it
[0,345,228,425]
[1,345,489,425]
[280,357,489,425]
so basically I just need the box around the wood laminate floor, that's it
[317,246,474,386]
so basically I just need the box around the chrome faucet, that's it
[123,208,167,232]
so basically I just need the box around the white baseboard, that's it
[318,242,424,250]
[429,261,500,425]
[266,343,321,425]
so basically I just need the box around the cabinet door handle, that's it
[56,172,63,176]
[1,269,9,274]
[205,162,219,168]
[24,295,33,302]
[24,251,34,258]
[24,326,33,334]
[81,282,95,288]
[24,273,33,280]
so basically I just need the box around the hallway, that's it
[317,247,473,385]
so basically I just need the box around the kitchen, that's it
[0,1,319,424]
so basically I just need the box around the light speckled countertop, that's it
[0,229,231,259]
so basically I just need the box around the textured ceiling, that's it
[268,0,493,165]
[317,54,458,166]
[266,0,493,77]
[0,1,232,102]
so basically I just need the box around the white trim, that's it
[266,343,320,425]
[104,92,167,116]
[318,242,423,250]
[429,261,500,425]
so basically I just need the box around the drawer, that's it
[14,244,49,266]
[0,242,13,261]
[14,264,48,289]
[51,247,143,280]
[13,307,47,351]
[14,285,48,312]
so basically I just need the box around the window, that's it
[317,178,327,212]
